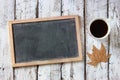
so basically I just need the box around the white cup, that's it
[89,18,110,39]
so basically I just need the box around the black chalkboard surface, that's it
[9,15,82,67]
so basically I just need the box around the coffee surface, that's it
[90,20,108,38]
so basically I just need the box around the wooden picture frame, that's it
[8,15,82,67]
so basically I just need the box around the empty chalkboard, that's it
[9,15,82,67]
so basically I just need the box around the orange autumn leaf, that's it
[87,43,111,67]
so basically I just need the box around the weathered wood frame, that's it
[8,15,82,67]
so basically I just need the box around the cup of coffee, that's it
[89,18,110,39]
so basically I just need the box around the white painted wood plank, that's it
[62,0,84,80]
[38,0,61,80]
[109,0,120,80]
[14,0,37,80]
[38,0,61,18]
[0,0,14,80]
[15,0,37,19]
[85,0,108,80]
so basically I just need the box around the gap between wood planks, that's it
[84,0,86,80]
[35,0,39,80]
[13,0,16,80]
[107,0,110,80]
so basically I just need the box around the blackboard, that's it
[9,15,82,67]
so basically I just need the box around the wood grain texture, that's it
[109,0,120,80]
[14,0,37,80]
[62,0,84,80]
[0,0,14,80]
[38,0,61,80]
[85,0,108,80]
[0,0,120,80]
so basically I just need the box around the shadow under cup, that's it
[90,19,109,38]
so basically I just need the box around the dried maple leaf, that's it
[87,43,111,67]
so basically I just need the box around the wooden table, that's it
[0,0,120,80]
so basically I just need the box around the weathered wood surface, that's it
[85,0,109,80]
[0,0,14,80]
[14,0,37,80]
[109,0,120,80]
[0,0,120,80]
[62,0,84,80]
[38,0,61,80]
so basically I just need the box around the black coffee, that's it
[90,20,108,38]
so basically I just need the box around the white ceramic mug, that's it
[89,18,110,39]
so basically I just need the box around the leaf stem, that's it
[100,63,103,69]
